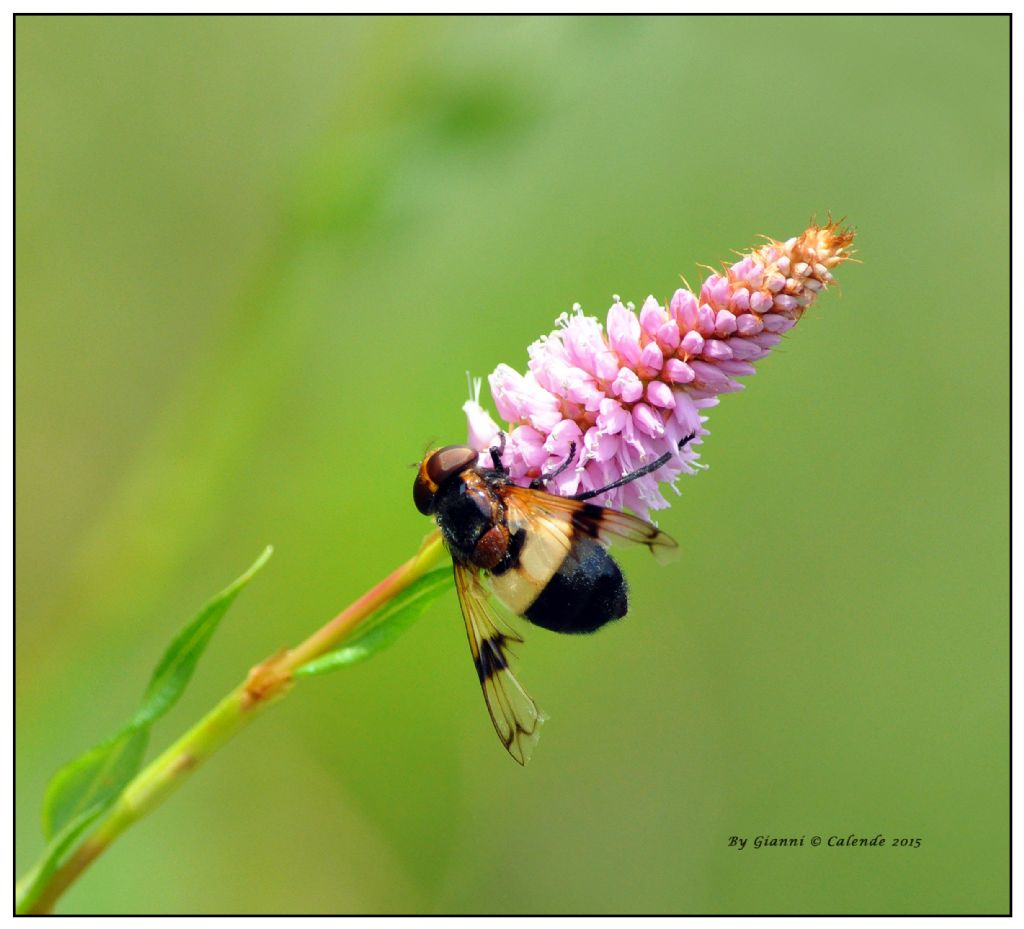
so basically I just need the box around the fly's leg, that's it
[568,432,696,502]
[489,431,508,473]
[530,441,577,490]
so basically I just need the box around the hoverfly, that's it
[413,431,695,764]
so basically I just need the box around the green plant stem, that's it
[20,531,445,915]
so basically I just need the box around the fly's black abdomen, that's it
[524,537,628,634]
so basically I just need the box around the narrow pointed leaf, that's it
[39,547,273,840]
[40,725,148,842]
[295,567,452,677]
[135,545,273,725]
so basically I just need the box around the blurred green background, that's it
[16,15,1008,914]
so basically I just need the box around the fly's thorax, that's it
[434,470,506,563]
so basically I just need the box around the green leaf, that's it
[16,805,107,913]
[40,725,149,841]
[295,567,452,677]
[39,547,273,840]
[135,545,274,725]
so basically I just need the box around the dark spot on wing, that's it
[475,634,509,682]
[570,502,606,538]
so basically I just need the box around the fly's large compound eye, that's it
[413,445,478,515]
[413,469,436,515]
[426,446,478,486]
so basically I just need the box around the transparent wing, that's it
[498,484,679,565]
[453,561,546,765]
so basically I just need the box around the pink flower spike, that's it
[462,220,855,518]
